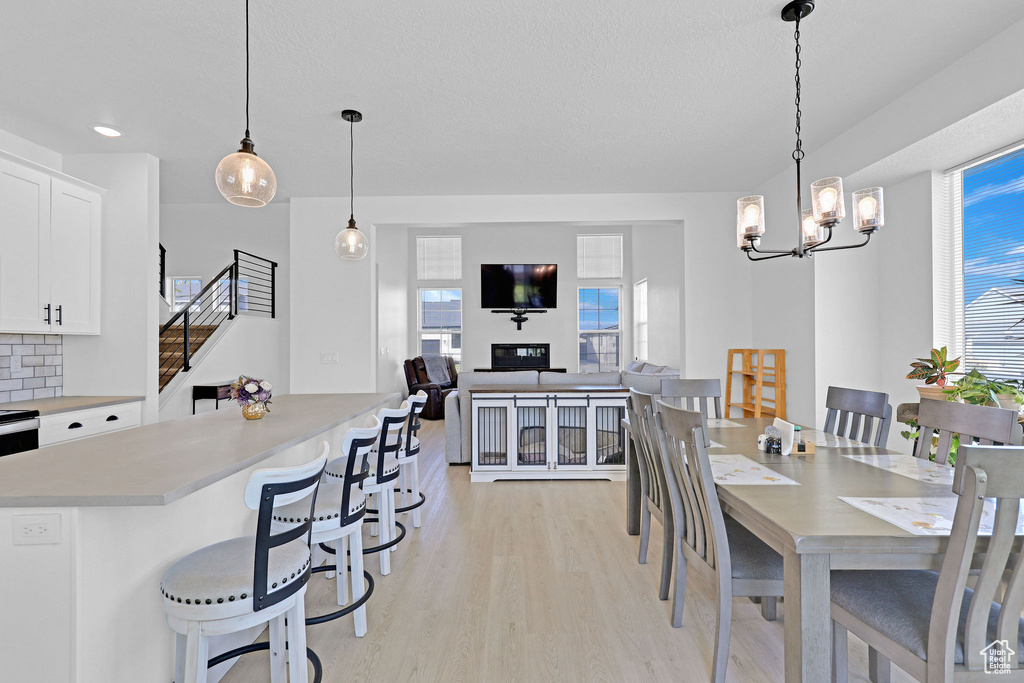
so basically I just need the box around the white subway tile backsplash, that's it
[0,334,63,404]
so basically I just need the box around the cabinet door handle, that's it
[68,422,83,429]
[43,304,51,325]
[56,305,62,326]
[105,415,119,422]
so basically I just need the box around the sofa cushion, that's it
[640,363,666,375]
[625,360,647,373]
[621,368,681,395]
[540,371,620,385]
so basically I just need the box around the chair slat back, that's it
[404,391,427,456]
[374,404,409,479]
[822,386,893,447]
[328,417,381,526]
[915,399,1022,466]
[244,444,328,613]
[629,389,667,513]
[661,378,723,419]
[927,445,1024,675]
[655,400,730,577]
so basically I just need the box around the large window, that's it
[953,146,1024,379]
[577,234,623,280]
[171,277,202,312]
[419,288,462,367]
[579,287,620,373]
[633,279,648,361]
[417,236,462,281]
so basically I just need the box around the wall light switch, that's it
[11,355,21,371]
[13,513,61,545]
[379,347,385,356]
[320,352,338,364]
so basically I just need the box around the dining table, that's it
[624,416,961,683]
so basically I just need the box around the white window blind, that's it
[577,234,623,279]
[948,146,1024,379]
[417,236,462,281]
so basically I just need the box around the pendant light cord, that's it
[245,0,250,138]
[349,117,355,219]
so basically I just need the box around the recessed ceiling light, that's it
[92,124,123,138]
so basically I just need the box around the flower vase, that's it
[242,402,267,420]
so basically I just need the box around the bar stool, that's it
[363,403,408,574]
[160,446,328,683]
[396,391,427,528]
[272,419,379,637]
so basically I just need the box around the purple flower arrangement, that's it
[230,375,272,411]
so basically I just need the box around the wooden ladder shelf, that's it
[725,349,786,419]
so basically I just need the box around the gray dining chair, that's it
[654,401,784,682]
[628,389,674,602]
[914,398,1022,466]
[822,386,893,447]
[830,444,1024,681]
[661,378,723,419]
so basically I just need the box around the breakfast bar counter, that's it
[0,392,400,683]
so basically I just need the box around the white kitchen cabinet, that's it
[39,401,142,447]
[469,386,629,482]
[0,152,103,335]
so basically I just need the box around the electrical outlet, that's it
[320,352,338,365]
[13,513,61,545]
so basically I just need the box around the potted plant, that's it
[906,346,960,401]
[944,371,1024,409]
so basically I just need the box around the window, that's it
[577,234,623,279]
[634,279,648,361]
[217,278,249,312]
[419,288,462,368]
[171,277,202,312]
[417,236,462,281]
[579,287,620,373]
[946,145,1024,379]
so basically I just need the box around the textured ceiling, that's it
[1,1,1022,203]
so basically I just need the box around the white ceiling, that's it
[1,1,1022,204]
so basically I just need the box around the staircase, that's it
[159,250,277,392]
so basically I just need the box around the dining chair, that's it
[654,401,784,681]
[830,444,1024,681]
[628,389,674,602]
[913,398,1022,466]
[822,385,893,447]
[661,378,723,419]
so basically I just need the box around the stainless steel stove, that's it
[0,409,40,456]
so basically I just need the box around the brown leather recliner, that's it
[403,356,458,420]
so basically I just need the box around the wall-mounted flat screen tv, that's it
[480,264,558,309]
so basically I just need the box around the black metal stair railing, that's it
[158,250,278,391]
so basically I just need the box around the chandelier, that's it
[737,0,883,261]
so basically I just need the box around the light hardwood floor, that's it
[221,420,913,683]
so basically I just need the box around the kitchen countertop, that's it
[2,395,144,415]
[0,392,398,507]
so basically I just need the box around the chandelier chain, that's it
[349,117,354,218]
[792,16,804,162]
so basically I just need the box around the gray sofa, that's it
[444,362,680,464]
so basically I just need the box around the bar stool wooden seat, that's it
[160,446,328,683]
[363,404,408,574]
[273,419,380,637]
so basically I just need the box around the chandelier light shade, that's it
[736,0,885,261]
[335,109,369,261]
[216,0,276,208]
[736,195,766,242]
[810,176,845,225]
[853,187,884,232]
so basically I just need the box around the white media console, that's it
[469,384,629,482]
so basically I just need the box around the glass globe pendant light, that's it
[215,0,276,207]
[335,110,369,261]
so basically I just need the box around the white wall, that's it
[375,226,410,394]
[289,193,751,394]
[61,153,161,423]
[159,202,291,404]
[633,222,684,371]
